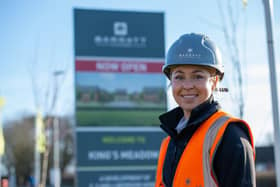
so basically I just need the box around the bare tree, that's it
[216,0,247,118]
[201,0,247,118]
[28,38,70,187]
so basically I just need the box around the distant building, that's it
[114,89,129,101]
[77,85,101,102]
[142,87,163,103]
[256,146,276,187]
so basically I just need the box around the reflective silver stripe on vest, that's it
[202,115,230,187]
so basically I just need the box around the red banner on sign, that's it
[75,59,164,73]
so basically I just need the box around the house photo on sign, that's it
[76,71,166,126]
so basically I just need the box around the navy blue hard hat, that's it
[163,33,224,80]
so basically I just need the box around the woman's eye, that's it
[175,75,184,80]
[193,75,204,80]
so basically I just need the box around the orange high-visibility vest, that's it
[155,110,254,187]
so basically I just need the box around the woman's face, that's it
[170,65,218,118]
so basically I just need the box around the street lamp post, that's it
[53,118,60,187]
[262,0,280,186]
[52,70,64,187]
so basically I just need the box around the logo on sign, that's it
[93,21,147,48]
[114,22,128,36]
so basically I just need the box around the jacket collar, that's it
[159,95,220,137]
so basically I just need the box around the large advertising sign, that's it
[74,9,166,186]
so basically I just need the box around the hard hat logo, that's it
[163,33,224,80]
[178,52,201,58]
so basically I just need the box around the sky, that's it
[0,0,280,146]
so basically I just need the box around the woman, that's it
[155,33,255,187]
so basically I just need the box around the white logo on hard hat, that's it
[178,48,201,57]
[179,52,201,57]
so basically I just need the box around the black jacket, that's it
[159,97,256,187]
